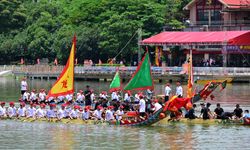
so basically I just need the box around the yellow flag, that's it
[155,47,159,66]
[187,50,194,98]
[47,35,76,97]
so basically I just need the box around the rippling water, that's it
[0,120,249,150]
[0,77,250,149]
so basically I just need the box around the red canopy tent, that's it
[141,31,250,46]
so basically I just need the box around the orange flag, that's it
[187,50,194,98]
[47,35,76,97]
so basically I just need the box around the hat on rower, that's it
[9,102,15,106]
[153,99,158,103]
[40,103,46,108]
[97,105,103,110]
[74,105,80,109]
[61,104,66,108]
[20,102,25,106]
[79,90,83,93]
[108,105,114,109]
[120,105,124,109]
[49,103,56,107]
[0,102,5,105]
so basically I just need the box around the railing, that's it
[1,65,249,76]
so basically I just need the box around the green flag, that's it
[124,52,154,91]
[109,71,121,92]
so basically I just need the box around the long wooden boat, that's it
[3,116,249,126]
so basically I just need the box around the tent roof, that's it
[141,31,250,46]
[184,0,250,10]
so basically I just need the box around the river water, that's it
[0,77,250,149]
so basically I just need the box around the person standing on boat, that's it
[175,81,183,98]
[164,83,171,102]
[84,85,92,106]
[234,104,243,119]
[20,77,28,96]
[214,103,224,119]
[138,94,146,119]
[7,102,16,118]
[115,106,124,120]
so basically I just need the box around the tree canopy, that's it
[0,0,190,65]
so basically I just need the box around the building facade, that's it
[183,0,250,67]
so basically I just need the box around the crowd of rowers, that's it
[0,86,163,122]
[1,85,250,122]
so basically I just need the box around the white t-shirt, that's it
[21,81,28,91]
[76,93,85,102]
[36,108,46,118]
[115,110,124,120]
[39,92,46,101]
[69,109,79,118]
[105,110,114,121]
[30,92,37,101]
[7,107,16,117]
[66,94,73,101]
[165,86,171,96]
[176,86,183,97]
[22,92,30,100]
[17,107,26,117]
[46,109,56,118]
[139,99,146,113]
[124,93,131,102]
[111,92,119,100]
[26,107,36,117]
[93,110,102,119]
[82,111,90,120]
[0,106,6,116]
[57,109,65,119]
[154,103,162,112]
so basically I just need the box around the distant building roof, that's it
[184,0,250,10]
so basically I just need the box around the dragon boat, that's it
[6,114,250,126]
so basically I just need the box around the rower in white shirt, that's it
[7,102,16,118]
[17,103,26,118]
[176,81,183,98]
[0,102,6,118]
[66,94,73,103]
[22,91,30,103]
[105,106,114,121]
[26,103,36,118]
[69,105,79,119]
[38,89,46,103]
[152,99,162,113]
[47,104,56,121]
[115,106,124,120]
[82,106,90,120]
[57,104,67,120]
[76,90,85,104]
[36,103,46,118]
[93,106,103,120]
[30,89,38,103]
